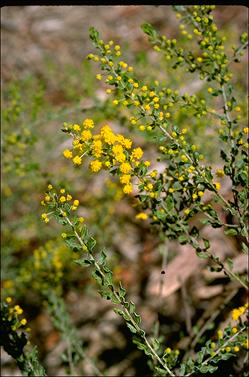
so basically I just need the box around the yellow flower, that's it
[217,330,223,339]
[59,196,66,203]
[41,213,49,223]
[73,156,82,165]
[232,305,246,321]
[233,346,240,352]
[144,161,151,167]
[73,124,81,132]
[66,194,72,201]
[20,318,27,326]
[73,200,79,207]
[181,155,188,163]
[184,208,190,215]
[123,183,133,194]
[243,339,249,349]
[232,327,238,334]
[14,305,23,315]
[131,147,143,160]
[6,297,12,303]
[48,184,53,190]
[213,181,221,190]
[81,130,92,141]
[198,191,204,197]
[136,212,148,220]
[79,217,85,223]
[150,170,157,178]
[83,118,94,129]
[96,74,102,80]
[120,162,132,174]
[216,169,224,177]
[100,125,117,145]
[192,193,198,200]
[90,160,102,173]
[120,175,131,184]
[164,348,171,354]
[243,127,249,134]
[112,144,124,155]
[92,140,103,158]
[225,346,231,352]
[63,149,73,159]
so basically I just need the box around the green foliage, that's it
[0,301,46,376]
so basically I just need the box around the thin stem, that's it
[185,326,246,377]
[232,41,249,61]
[203,326,246,365]
[67,340,76,376]
[64,213,174,376]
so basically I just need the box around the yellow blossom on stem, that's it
[73,156,82,165]
[123,183,133,194]
[90,160,102,173]
[120,175,131,184]
[213,181,221,190]
[120,162,132,174]
[63,149,73,159]
[83,118,94,129]
[131,147,143,160]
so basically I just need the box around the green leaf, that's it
[165,195,174,211]
[92,270,103,286]
[126,322,137,334]
[133,312,141,326]
[89,27,99,43]
[99,250,107,265]
[178,235,188,244]
[203,239,210,249]
[196,250,209,259]
[74,258,92,266]
[242,242,249,254]
[224,228,238,236]
[141,23,157,39]
[87,237,96,251]
[118,283,126,299]
[179,363,186,376]
[113,308,130,321]
[129,301,136,314]
[65,238,81,251]
[197,348,206,364]
[226,258,234,270]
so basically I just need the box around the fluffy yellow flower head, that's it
[120,162,132,174]
[83,118,94,129]
[90,160,102,173]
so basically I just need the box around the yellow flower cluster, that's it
[231,302,248,321]
[62,119,150,195]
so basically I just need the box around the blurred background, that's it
[1,5,248,376]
